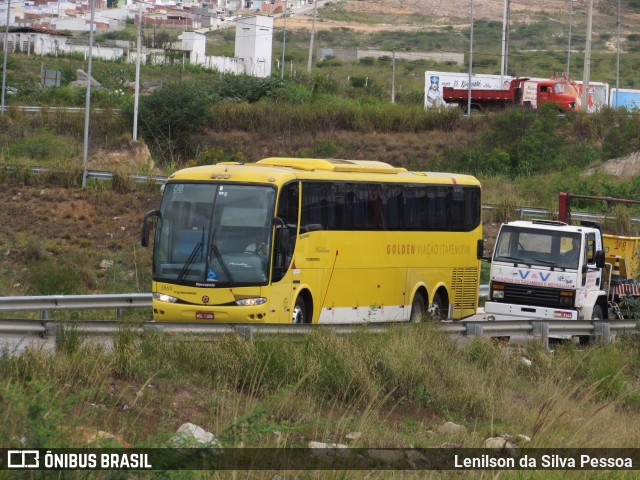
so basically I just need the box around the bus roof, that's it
[167,158,480,186]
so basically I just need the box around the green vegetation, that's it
[2,324,640,472]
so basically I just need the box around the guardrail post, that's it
[43,322,57,338]
[41,310,49,320]
[532,322,549,349]
[447,304,454,320]
[236,325,255,340]
[116,307,124,318]
[467,323,483,338]
[594,322,611,345]
[143,323,164,334]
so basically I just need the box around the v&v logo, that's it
[518,270,530,279]
[7,450,40,468]
[539,272,551,282]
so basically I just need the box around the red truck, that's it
[443,78,577,112]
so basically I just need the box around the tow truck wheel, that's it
[591,305,603,320]
[578,305,603,345]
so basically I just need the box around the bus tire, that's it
[292,295,307,324]
[431,292,447,320]
[410,293,426,323]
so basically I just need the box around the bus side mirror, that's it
[595,250,605,269]
[477,239,484,260]
[277,227,291,251]
[141,209,159,247]
[273,217,291,251]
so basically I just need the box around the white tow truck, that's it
[485,220,608,321]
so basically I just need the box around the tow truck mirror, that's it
[141,209,159,247]
[477,239,484,260]
[595,250,605,269]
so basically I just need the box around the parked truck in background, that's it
[485,219,608,322]
[485,193,640,323]
[443,78,577,112]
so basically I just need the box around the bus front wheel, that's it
[410,293,426,323]
[292,296,307,324]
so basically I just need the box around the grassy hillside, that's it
[2,321,640,477]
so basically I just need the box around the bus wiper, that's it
[210,244,236,286]
[178,242,203,281]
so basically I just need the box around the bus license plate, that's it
[196,312,214,320]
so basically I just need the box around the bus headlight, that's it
[235,297,267,306]
[153,292,178,303]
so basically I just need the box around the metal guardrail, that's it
[0,293,152,320]
[0,319,636,350]
[3,106,117,114]
[86,169,166,185]
[3,165,167,186]
[481,205,640,224]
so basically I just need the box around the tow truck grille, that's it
[503,284,562,308]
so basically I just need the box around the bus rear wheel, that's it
[292,296,307,324]
[410,294,426,323]
[430,292,447,320]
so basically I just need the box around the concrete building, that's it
[1,16,273,78]
[234,14,272,77]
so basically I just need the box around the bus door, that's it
[270,182,300,322]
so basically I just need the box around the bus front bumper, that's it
[152,301,274,323]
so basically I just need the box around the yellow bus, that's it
[141,158,483,323]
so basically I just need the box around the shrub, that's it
[27,259,82,295]
[8,131,78,162]
[212,75,285,103]
[125,81,213,165]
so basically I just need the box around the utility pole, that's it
[615,0,621,108]
[281,0,287,79]
[581,0,593,111]
[306,0,317,72]
[1,0,11,115]
[566,0,573,85]
[82,0,96,188]
[133,0,142,141]
[391,47,396,103]
[467,0,474,116]
[500,0,508,85]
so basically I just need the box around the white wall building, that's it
[234,15,272,77]
[2,16,273,78]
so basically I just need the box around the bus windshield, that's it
[154,183,276,285]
